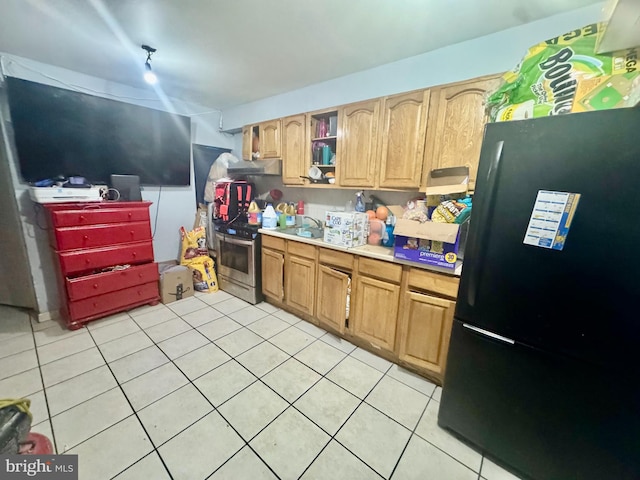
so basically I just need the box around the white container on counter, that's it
[262,204,278,230]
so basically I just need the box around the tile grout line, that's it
[29,302,453,479]
[296,360,394,479]
[411,398,484,477]
[83,325,176,480]
[387,397,432,479]
[29,319,59,455]
[126,305,290,479]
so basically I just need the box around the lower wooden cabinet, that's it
[285,255,316,315]
[316,265,349,334]
[351,275,400,352]
[397,291,455,380]
[262,248,284,301]
[261,236,459,383]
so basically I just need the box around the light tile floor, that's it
[0,295,523,480]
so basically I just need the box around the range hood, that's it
[227,158,282,176]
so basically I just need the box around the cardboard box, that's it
[388,204,466,271]
[424,167,469,196]
[159,264,194,304]
[571,72,640,113]
[323,211,368,247]
[393,218,462,270]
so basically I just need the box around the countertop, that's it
[259,228,462,277]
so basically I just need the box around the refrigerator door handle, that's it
[467,140,504,307]
[463,323,515,345]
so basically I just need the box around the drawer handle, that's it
[130,230,134,236]
[93,302,98,308]
[93,284,98,289]
[85,259,91,264]
[79,215,85,221]
[132,252,137,257]
[138,273,143,278]
[83,235,89,241]
[128,213,132,217]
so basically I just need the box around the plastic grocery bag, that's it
[487,23,639,121]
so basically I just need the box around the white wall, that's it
[225,3,604,219]
[0,54,233,316]
[222,3,604,130]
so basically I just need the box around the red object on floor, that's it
[19,433,54,455]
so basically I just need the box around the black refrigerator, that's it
[438,108,640,480]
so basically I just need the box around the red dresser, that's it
[44,201,160,329]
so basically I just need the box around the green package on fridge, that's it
[487,23,639,122]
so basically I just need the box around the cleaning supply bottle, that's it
[286,203,296,227]
[262,203,278,230]
[382,216,395,247]
[355,191,365,213]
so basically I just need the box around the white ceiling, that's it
[0,0,601,109]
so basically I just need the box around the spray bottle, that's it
[355,190,365,213]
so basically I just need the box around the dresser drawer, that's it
[59,241,155,276]
[68,281,159,321]
[52,221,151,250]
[66,262,159,301]
[49,204,151,227]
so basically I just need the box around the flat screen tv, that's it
[6,77,192,186]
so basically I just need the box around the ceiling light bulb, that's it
[144,62,157,84]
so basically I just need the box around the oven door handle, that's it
[216,232,254,247]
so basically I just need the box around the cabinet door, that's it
[282,114,307,185]
[285,255,316,315]
[337,100,380,187]
[262,248,284,301]
[426,76,501,190]
[398,291,455,378]
[378,90,430,189]
[351,275,400,351]
[242,126,252,160]
[316,265,349,334]
[260,120,281,159]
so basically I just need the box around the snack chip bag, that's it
[487,23,639,122]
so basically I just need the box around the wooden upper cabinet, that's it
[425,75,501,190]
[337,100,380,187]
[282,114,307,185]
[260,119,281,159]
[241,126,252,160]
[378,90,430,189]
[398,291,455,379]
